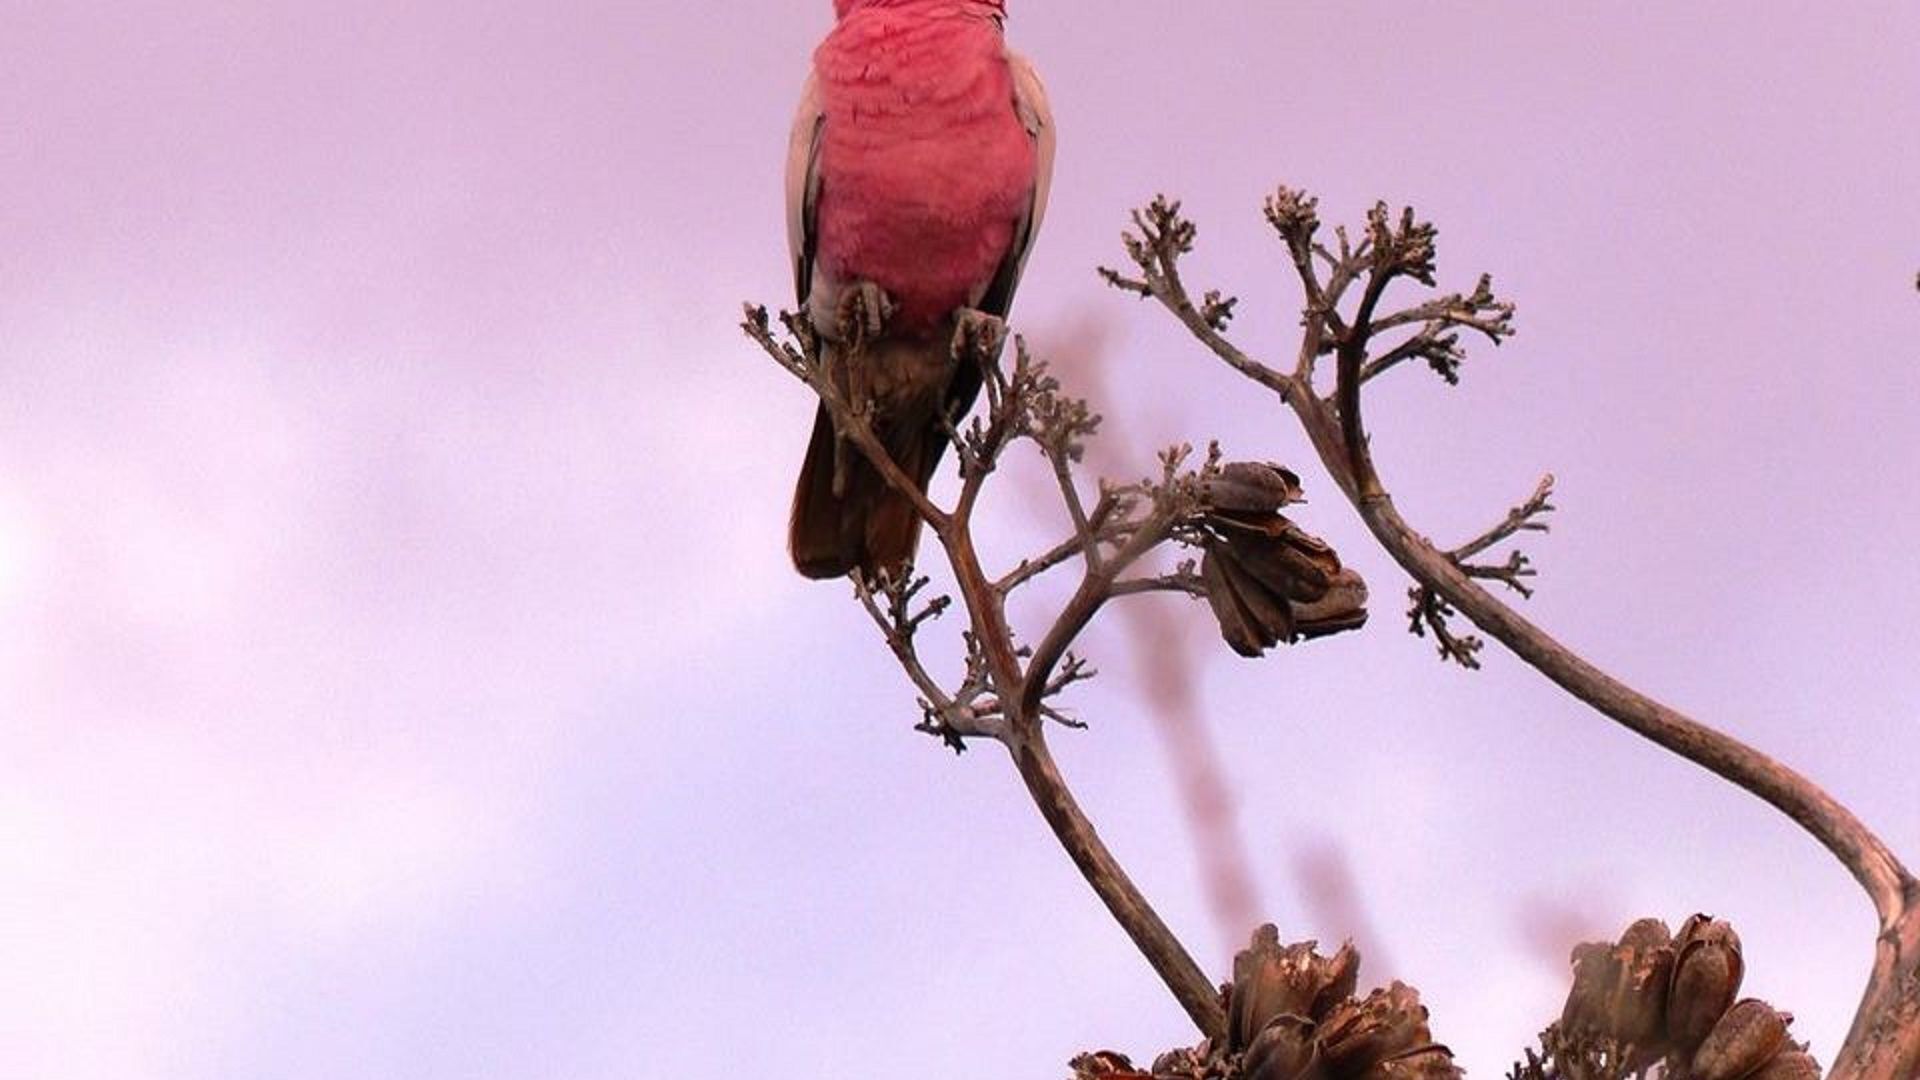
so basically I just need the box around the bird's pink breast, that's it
[812,11,1037,333]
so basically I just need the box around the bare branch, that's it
[1452,474,1557,562]
[852,573,1005,748]
[1407,586,1485,670]
[747,300,1229,1042]
[1018,446,1194,721]
[1111,565,1207,599]
[1361,274,1518,386]
[1100,196,1295,399]
[996,491,1122,595]
[742,304,952,534]
[1115,189,1920,1077]
[1008,731,1227,1040]
[1408,473,1554,659]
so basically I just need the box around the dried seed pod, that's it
[1356,1044,1465,1080]
[1195,494,1366,655]
[1220,544,1300,640]
[1228,925,1359,1049]
[1291,568,1370,640]
[1201,462,1304,512]
[1210,514,1339,603]
[1668,914,1746,1052]
[1617,917,1672,952]
[1201,547,1289,656]
[1317,982,1433,1073]
[1561,940,1619,1029]
[1148,1045,1208,1079]
[1241,1014,1324,1080]
[1244,532,1336,602]
[1068,1050,1145,1078]
[1691,999,1792,1080]
[1560,918,1674,1053]
[1748,1049,1822,1080]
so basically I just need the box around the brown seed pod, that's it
[1201,462,1305,513]
[1747,1049,1822,1080]
[1228,925,1359,1049]
[1561,940,1618,1028]
[1068,1050,1147,1078]
[1354,1044,1464,1080]
[1290,568,1370,640]
[1668,914,1746,1052]
[1241,1014,1325,1080]
[1211,514,1339,603]
[1617,917,1673,952]
[1560,918,1674,1053]
[1691,999,1792,1080]
[1317,982,1433,1074]
[1148,1045,1208,1079]
[1201,546,1291,657]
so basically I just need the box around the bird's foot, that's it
[823,287,891,500]
[950,308,1008,366]
[837,282,895,350]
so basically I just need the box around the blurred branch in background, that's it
[1291,840,1394,982]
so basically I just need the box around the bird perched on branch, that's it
[786,0,1054,580]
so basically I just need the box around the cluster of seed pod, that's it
[1069,925,1460,1080]
[1550,914,1820,1079]
[1194,463,1368,657]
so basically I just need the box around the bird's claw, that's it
[824,283,893,500]
[838,282,895,348]
[950,308,1007,365]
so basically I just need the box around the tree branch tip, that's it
[1098,265,1154,296]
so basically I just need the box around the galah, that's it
[786,0,1055,580]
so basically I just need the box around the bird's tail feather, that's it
[789,402,942,581]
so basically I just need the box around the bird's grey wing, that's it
[974,49,1055,319]
[786,72,826,306]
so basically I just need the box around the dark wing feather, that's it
[974,50,1056,319]
[786,73,826,306]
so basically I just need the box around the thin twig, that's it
[743,305,951,533]
[1452,475,1556,562]
[1111,569,1208,598]
[996,492,1121,594]
[1018,449,1191,722]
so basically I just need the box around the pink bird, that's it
[786,0,1055,580]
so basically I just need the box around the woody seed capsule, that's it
[1691,999,1792,1080]
[1748,1049,1822,1080]
[1241,1014,1324,1080]
[1317,982,1433,1073]
[1228,925,1359,1048]
[1668,914,1745,1052]
[1201,462,1304,512]
[1356,1045,1465,1080]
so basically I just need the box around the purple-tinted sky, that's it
[3,3,1917,1077]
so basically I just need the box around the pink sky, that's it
[2,3,1917,1077]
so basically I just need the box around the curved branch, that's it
[1308,367,1920,1078]
[1313,357,1915,929]
[1107,194,1920,1075]
[1008,728,1227,1040]
[1115,197,1917,931]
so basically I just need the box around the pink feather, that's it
[812,3,1037,332]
